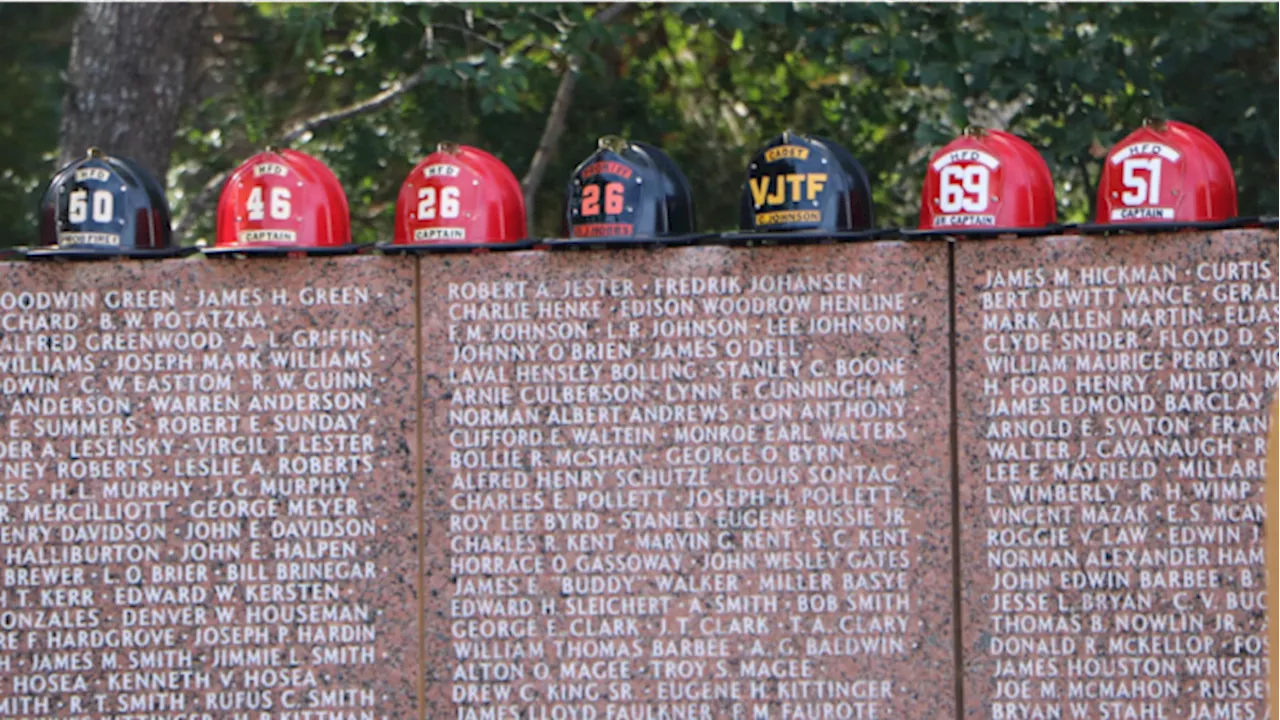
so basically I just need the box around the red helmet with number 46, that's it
[394,143,526,246]
[919,128,1056,232]
[213,148,352,252]
[1095,119,1237,225]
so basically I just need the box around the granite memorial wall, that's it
[0,257,420,719]
[0,228,1272,720]
[957,229,1276,720]
[419,242,957,720]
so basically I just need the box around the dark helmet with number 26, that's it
[565,136,697,240]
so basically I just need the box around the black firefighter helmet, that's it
[738,131,874,234]
[36,148,175,257]
[565,136,697,240]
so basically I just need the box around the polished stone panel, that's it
[421,241,956,720]
[0,256,419,719]
[956,230,1276,720]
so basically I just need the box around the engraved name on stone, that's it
[960,233,1275,720]
[424,246,954,720]
[0,263,410,719]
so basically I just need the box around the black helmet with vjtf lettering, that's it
[565,136,697,240]
[35,148,174,257]
[738,131,874,233]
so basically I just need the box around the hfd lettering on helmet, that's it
[749,173,828,208]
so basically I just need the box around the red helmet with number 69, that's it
[394,143,527,246]
[213,148,352,251]
[918,128,1057,232]
[1095,119,1237,225]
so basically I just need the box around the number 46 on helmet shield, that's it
[208,147,356,256]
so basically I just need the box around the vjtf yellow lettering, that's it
[749,173,828,208]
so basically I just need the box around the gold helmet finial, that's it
[598,135,628,153]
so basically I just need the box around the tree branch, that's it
[279,67,431,145]
[518,2,631,235]
[175,61,441,236]
[593,2,630,26]
[173,167,232,237]
[434,22,506,52]
[520,64,579,228]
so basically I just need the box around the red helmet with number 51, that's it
[919,128,1056,232]
[394,143,526,246]
[1095,119,1237,225]
[213,147,352,252]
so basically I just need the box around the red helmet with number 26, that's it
[394,143,527,246]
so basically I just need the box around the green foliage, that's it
[0,6,73,245]
[1,2,1276,246]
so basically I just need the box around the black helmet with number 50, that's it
[34,148,175,258]
[738,130,874,234]
[565,136,697,241]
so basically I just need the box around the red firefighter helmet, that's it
[1095,119,1237,226]
[279,148,352,246]
[918,128,1057,233]
[209,148,354,255]
[392,143,526,247]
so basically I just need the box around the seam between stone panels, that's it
[414,255,428,720]
[948,240,965,720]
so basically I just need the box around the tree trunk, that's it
[58,2,208,179]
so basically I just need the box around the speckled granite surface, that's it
[0,227,1273,720]
[955,229,1276,720]
[420,241,957,720]
[0,255,419,719]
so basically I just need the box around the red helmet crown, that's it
[216,148,351,249]
[919,128,1057,231]
[394,144,527,245]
